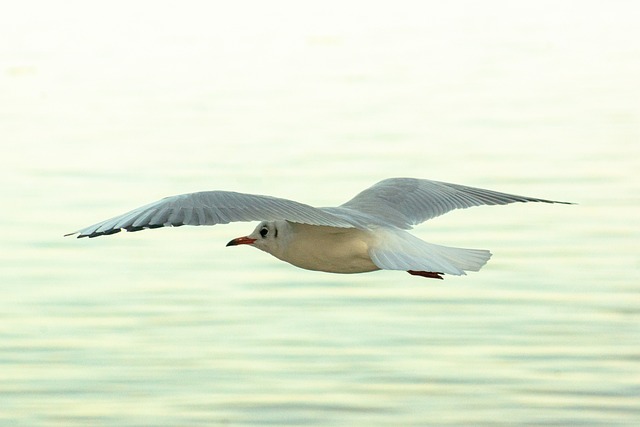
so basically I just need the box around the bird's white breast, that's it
[277,223,379,274]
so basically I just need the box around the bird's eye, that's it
[260,227,268,238]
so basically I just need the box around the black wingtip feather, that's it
[72,222,187,239]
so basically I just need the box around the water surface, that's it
[1,2,639,426]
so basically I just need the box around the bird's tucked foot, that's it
[407,270,444,280]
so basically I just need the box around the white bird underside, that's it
[66,178,571,279]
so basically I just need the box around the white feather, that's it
[369,229,492,275]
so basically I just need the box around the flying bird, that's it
[66,178,571,279]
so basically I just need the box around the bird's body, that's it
[66,178,571,279]
[259,222,379,274]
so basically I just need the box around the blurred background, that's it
[1,1,638,425]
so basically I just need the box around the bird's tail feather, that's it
[369,230,492,276]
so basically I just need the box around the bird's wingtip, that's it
[64,231,90,238]
[551,199,576,205]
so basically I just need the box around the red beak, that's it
[226,236,257,247]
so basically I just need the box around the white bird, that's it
[66,178,571,279]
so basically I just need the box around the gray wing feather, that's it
[340,178,572,229]
[67,191,359,238]
[67,178,572,238]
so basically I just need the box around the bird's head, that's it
[226,220,285,256]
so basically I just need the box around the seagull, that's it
[65,178,571,279]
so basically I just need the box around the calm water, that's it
[1,2,639,426]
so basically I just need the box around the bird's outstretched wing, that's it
[66,191,359,238]
[339,178,572,229]
[67,178,572,238]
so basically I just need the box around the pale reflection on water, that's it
[1,2,639,426]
